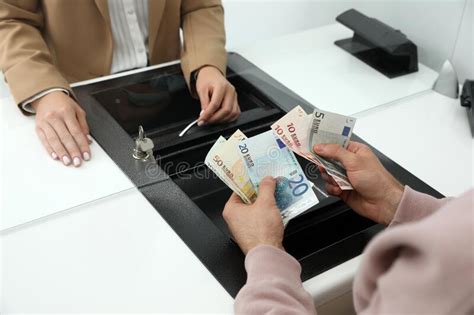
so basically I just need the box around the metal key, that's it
[133,125,155,160]
[138,137,154,152]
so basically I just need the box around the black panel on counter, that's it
[73,53,443,297]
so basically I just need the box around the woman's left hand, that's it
[195,66,241,126]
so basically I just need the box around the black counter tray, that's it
[73,53,443,297]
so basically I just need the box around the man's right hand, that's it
[223,177,284,255]
[314,142,404,225]
[32,91,91,167]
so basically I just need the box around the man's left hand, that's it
[196,66,241,126]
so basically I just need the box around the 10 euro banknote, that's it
[272,106,356,190]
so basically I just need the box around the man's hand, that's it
[223,177,284,255]
[195,66,241,126]
[33,91,91,167]
[314,142,404,225]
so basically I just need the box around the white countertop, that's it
[235,23,439,116]
[1,188,233,313]
[1,24,472,313]
[0,94,134,231]
[355,90,473,197]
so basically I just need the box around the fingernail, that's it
[73,157,81,167]
[197,120,205,127]
[83,152,91,161]
[51,152,58,160]
[62,156,71,166]
[87,134,93,144]
[314,144,325,152]
[199,110,204,117]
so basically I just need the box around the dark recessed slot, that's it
[167,154,378,261]
[93,68,284,155]
[156,120,282,176]
[154,109,282,164]
[284,210,376,260]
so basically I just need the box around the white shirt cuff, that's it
[20,88,70,114]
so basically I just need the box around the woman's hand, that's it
[314,142,404,225]
[32,91,91,167]
[195,66,241,126]
[223,177,284,255]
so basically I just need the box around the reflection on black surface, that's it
[94,73,201,136]
[93,70,272,140]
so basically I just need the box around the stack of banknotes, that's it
[205,106,356,224]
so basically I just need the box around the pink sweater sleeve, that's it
[354,188,474,314]
[234,245,316,315]
[389,186,453,226]
[235,188,473,314]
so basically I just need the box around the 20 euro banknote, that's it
[238,130,319,224]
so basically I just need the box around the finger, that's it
[49,119,82,167]
[199,84,226,123]
[36,127,57,160]
[197,86,210,113]
[75,106,91,139]
[228,94,241,122]
[65,116,91,161]
[313,143,355,167]
[325,183,342,196]
[75,106,89,134]
[41,123,70,165]
[75,107,93,144]
[256,176,277,205]
[227,192,244,205]
[320,171,338,186]
[346,141,367,154]
[207,87,235,124]
[320,172,330,182]
[223,193,244,222]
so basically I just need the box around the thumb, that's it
[256,177,277,205]
[313,144,354,167]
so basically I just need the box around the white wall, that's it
[453,0,473,82]
[223,0,468,72]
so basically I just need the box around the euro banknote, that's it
[204,135,252,204]
[238,130,319,224]
[271,106,356,190]
[205,106,355,224]
[213,130,258,203]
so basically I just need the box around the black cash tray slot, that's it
[73,52,443,297]
[166,154,377,261]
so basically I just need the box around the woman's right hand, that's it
[32,91,91,167]
[314,142,404,225]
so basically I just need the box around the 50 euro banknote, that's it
[204,135,253,204]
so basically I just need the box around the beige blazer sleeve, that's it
[180,0,227,89]
[0,0,72,113]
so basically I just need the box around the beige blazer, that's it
[0,0,227,112]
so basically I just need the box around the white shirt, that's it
[108,0,149,74]
[23,0,150,113]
